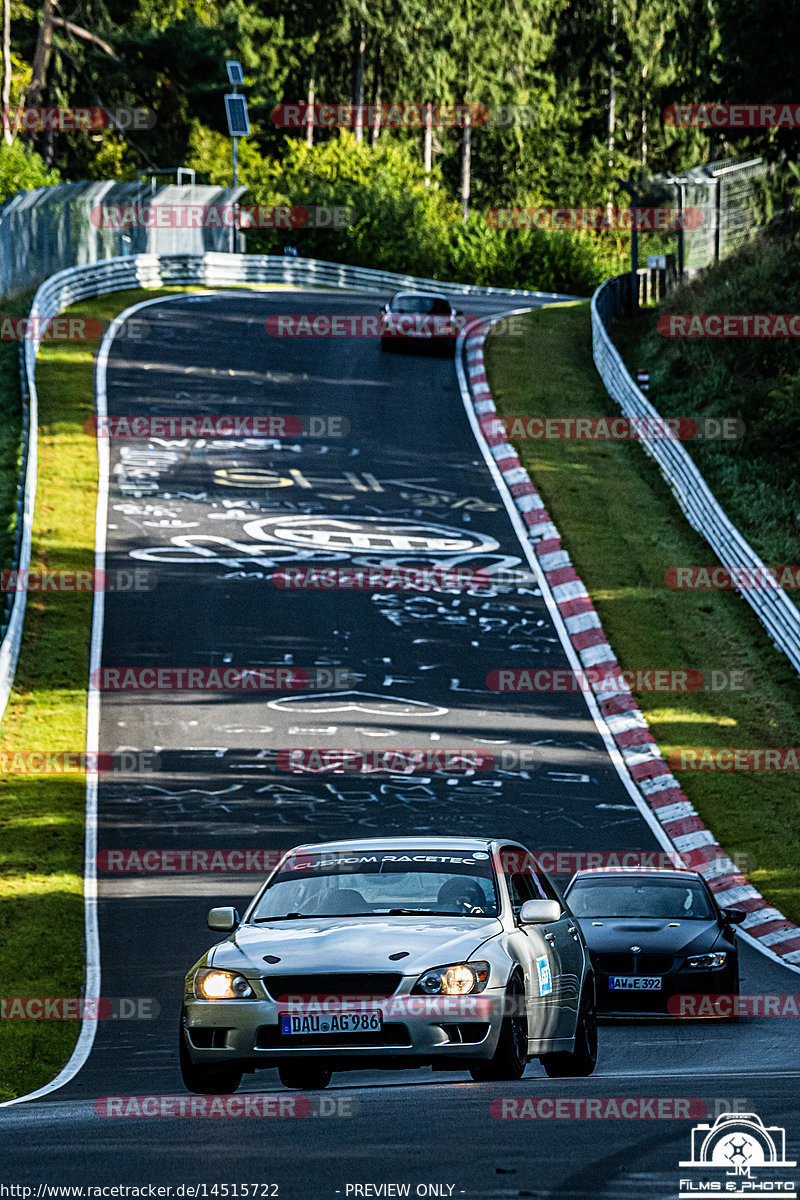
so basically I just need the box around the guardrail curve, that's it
[591,274,800,677]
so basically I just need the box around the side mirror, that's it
[380,303,388,314]
[723,907,746,925]
[207,906,239,932]
[519,899,562,925]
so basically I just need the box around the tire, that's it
[468,975,528,1082]
[179,1021,243,1095]
[278,1063,333,1090]
[540,985,597,1078]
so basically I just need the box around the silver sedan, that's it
[180,836,598,1092]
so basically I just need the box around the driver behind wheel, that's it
[437,877,487,914]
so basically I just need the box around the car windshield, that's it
[392,295,451,315]
[567,878,715,920]
[248,849,499,920]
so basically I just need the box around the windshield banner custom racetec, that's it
[273,850,496,880]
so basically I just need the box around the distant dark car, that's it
[563,868,744,1018]
[380,291,463,356]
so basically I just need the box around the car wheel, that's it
[278,1063,333,1090]
[179,1021,243,1095]
[468,975,527,1082]
[540,986,597,1078]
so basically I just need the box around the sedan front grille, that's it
[637,954,674,974]
[595,953,674,975]
[596,954,635,974]
[261,973,403,1001]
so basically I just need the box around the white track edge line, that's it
[0,291,204,1106]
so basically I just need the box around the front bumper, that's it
[381,329,457,354]
[595,967,739,1018]
[182,988,507,1068]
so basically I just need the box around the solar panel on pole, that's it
[224,94,250,138]
[223,64,248,254]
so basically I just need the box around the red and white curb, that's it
[463,326,800,971]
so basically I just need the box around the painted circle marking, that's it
[242,515,499,556]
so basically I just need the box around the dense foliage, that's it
[1,0,798,286]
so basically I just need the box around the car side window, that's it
[501,846,548,916]
[533,870,563,906]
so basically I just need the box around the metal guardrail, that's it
[35,250,575,299]
[0,250,574,724]
[592,274,800,677]
[0,348,36,703]
[0,347,31,639]
[217,253,579,300]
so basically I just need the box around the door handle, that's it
[544,931,555,943]
[567,924,579,937]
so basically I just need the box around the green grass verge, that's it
[0,287,188,1103]
[485,302,800,925]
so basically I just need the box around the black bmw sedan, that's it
[564,868,745,1018]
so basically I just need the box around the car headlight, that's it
[412,962,490,996]
[684,952,727,969]
[193,968,255,1000]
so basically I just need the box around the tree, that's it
[0,134,59,200]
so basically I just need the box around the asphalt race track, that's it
[1,289,798,1197]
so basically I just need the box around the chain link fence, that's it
[0,181,246,299]
[640,154,772,276]
[0,180,246,639]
